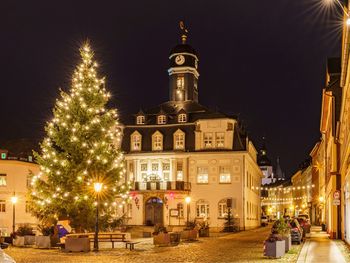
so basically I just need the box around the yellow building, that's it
[0,150,39,235]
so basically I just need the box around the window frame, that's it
[178,113,187,123]
[173,129,185,150]
[157,115,167,125]
[0,174,7,187]
[136,115,145,125]
[197,167,209,184]
[203,133,213,148]
[219,166,231,184]
[152,131,163,151]
[130,131,142,151]
[216,132,225,148]
[196,200,210,218]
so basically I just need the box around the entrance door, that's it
[145,197,163,226]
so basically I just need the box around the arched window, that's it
[196,199,209,218]
[157,115,167,124]
[152,131,163,151]
[177,203,184,218]
[130,131,142,151]
[178,113,187,123]
[173,129,185,150]
[136,115,145,125]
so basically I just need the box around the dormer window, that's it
[157,115,167,125]
[130,131,142,151]
[136,115,145,125]
[152,131,163,151]
[174,129,185,150]
[178,113,187,123]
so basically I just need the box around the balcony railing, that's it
[133,181,191,191]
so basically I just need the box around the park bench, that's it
[66,232,128,249]
[125,241,140,251]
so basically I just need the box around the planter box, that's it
[181,230,198,241]
[264,240,285,258]
[283,235,291,252]
[153,233,170,246]
[199,228,209,237]
[24,235,35,245]
[13,236,24,247]
[64,237,90,252]
[35,236,51,248]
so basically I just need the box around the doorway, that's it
[145,197,163,226]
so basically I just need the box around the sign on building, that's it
[333,190,341,206]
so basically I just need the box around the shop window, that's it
[177,203,184,218]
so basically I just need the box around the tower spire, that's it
[179,21,188,44]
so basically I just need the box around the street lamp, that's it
[93,182,103,252]
[185,196,191,227]
[11,194,18,234]
[324,0,350,25]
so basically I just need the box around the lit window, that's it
[177,203,184,218]
[178,113,187,123]
[204,133,213,148]
[219,166,231,183]
[157,115,166,124]
[218,200,228,218]
[0,200,5,212]
[140,162,148,181]
[174,130,185,150]
[216,132,225,148]
[162,161,170,181]
[176,76,185,90]
[136,115,145,125]
[130,132,142,151]
[177,161,183,181]
[196,200,209,218]
[0,174,7,186]
[197,167,208,183]
[152,132,163,151]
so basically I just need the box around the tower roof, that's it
[257,137,272,166]
[170,44,198,57]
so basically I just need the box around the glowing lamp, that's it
[11,196,18,204]
[94,182,103,193]
[185,196,191,204]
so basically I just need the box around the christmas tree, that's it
[29,43,131,231]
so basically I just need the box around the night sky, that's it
[1,0,343,176]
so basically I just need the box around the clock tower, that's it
[168,23,199,102]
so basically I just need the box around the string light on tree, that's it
[29,42,131,230]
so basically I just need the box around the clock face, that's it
[175,55,185,65]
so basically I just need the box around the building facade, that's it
[0,149,39,235]
[121,35,262,230]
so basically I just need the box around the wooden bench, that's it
[66,232,127,248]
[125,241,140,251]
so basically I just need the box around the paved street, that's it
[5,226,301,263]
[297,226,347,263]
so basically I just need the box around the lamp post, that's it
[93,182,103,252]
[11,194,18,234]
[185,196,191,227]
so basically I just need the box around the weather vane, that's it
[179,21,189,44]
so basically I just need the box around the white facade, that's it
[0,160,39,235]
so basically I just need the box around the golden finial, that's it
[179,21,189,44]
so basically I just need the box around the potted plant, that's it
[198,220,210,237]
[263,231,286,258]
[273,219,291,252]
[35,225,54,248]
[153,224,171,246]
[181,220,198,241]
[13,224,35,246]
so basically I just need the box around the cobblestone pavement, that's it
[5,226,302,263]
